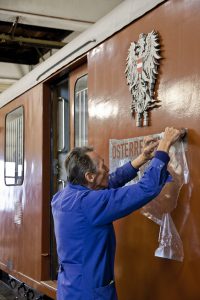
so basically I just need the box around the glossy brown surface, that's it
[41,84,51,280]
[88,0,200,299]
[0,84,51,294]
[0,1,200,299]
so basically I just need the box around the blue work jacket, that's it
[51,151,170,300]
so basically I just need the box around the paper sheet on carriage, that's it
[109,133,189,262]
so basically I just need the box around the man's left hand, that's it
[131,137,158,169]
[141,137,159,162]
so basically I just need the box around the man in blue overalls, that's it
[52,127,181,300]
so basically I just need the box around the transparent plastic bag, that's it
[109,134,189,262]
[140,139,189,262]
[155,213,184,262]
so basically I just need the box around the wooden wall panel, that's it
[41,84,51,280]
[0,84,49,284]
[87,0,200,299]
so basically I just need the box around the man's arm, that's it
[131,127,182,168]
[108,162,138,189]
[108,127,181,189]
[108,137,158,189]
[81,127,182,226]
[81,151,170,226]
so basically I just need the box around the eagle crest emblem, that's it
[125,31,161,127]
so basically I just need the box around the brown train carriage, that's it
[0,0,200,299]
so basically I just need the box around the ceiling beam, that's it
[0,33,67,49]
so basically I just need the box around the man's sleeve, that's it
[81,152,170,226]
[108,162,139,189]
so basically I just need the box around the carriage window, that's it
[5,106,24,185]
[74,74,88,147]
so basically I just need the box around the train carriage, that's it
[0,0,200,299]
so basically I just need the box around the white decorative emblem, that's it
[125,31,161,127]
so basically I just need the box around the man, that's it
[52,127,181,300]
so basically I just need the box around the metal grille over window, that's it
[74,74,88,147]
[5,106,24,185]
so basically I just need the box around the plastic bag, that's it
[140,139,189,261]
[155,213,184,261]
[109,133,189,262]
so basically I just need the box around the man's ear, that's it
[85,172,96,183]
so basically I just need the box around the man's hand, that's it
[131,127,184,169]
[131,137,158,169]
[141,137,159,161]
[157,127,182,153]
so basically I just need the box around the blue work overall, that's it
[52,151,170,300]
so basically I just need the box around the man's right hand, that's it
[157,127,182,153]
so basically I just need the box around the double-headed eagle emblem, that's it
[125,31,161,127]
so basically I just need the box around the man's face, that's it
[87,151,109,190]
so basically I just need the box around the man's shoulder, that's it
[51,184,92,211]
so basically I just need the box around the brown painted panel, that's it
[0,84,50,284]
[21,85,43,280]
[88,0,200,299]
[41,84,51,280]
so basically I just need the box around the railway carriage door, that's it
[50,77,69,279]
[51,75,88,193]
[53,79,69,191]
[50,64,88,279]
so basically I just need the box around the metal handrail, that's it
[58,97,68,153]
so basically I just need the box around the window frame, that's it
[4,106,25,186]
[74,73,88,147]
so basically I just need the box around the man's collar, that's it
[68,182,90,191]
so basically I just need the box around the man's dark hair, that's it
[65,146,97,185]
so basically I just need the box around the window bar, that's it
[11,121,13,161]
[9,121,11,163]
[85,89,88,144]
[19,117,20,165]
[9,121,11,162]
[20,116,22,165]
[83,89,85,146]
[11,119,14,182]
[21,115,23,166]
[17,117,20,178]
[78,91,82,147]
[15,118,18,184]
[6,122,8,163]
[11,120,14,162]
[17,118,18,166]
